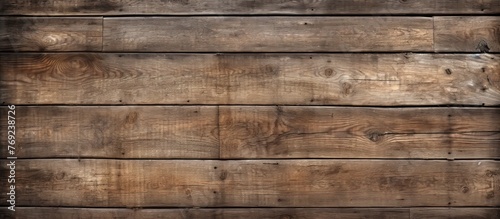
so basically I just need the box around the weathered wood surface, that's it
[0,17,102,52]
[435,16,500,52]
[103,17,433,52]
[1,0,499,15]
[0,208,411,219]
[410,208,500,219]
[2,159,498,207]
[3,208,499,219]
[1,53,499,105]
[220,107,500,159]
[1,106,498,159]
[0,106,219,158]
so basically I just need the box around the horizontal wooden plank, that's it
[0,106,219,158]
[103,17,433,52]
[435,16,500,52]
[0,17,102,52]
[1,53,499,105]
[1,208,410,219]
[410,208,500,219]
[3,159,498,207]
[2,106,498,159]
[1,0,499,15]
[2,207,498,219]
[220,107,500,159]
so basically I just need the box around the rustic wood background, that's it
[1,0,499,218]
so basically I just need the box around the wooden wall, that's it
[1,0,499,218]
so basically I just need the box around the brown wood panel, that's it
[0,106,219,158]
[1,53,499,105]
[220,106,500,159]
[103,17,433,52]
[435,16,500,52]
[410,208,500,219]
[1,208,410,219]
[1,0,499,15]
[0,17,102,52]
[2,159,498,207]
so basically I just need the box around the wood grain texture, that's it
[0,17,102,52]
[410,208,500,219]
[103,17,433,52]
[220,106,500,159]
[1,53,499,105]
[435,16,500,53]
[2,159,498,207]
[0,106,218,158]
[1,208,410,219]
[1,0,499,15]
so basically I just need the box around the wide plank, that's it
[0,106,219,158]
[0,17,102,52]
[410,208,500,219]
[220,107,500,159]
[435,16,500,52]
[1,0,499,15]
[1,207,410,219]
[2,159,498,207]
[103,17,433,52]
[1,53,499,105]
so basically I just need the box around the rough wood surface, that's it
[1,53,499,105]
[2,159,498,207]
[410,208,500,219]
[1,0,499,15]
[220,107,500,159]
[103,17,433,52]
[435,16,500,52]
[1,106,497,159]
[0,106,219,158]
[0,17,102,52]
[1,208,410,219]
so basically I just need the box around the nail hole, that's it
[214,166,217,169]
[445,69,452,75]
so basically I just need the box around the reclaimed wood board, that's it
[0,207,408,219]
[1,53,498,105]
[0,17,102,52]
[435,16,500,52]
[2,207,499,219]
[103,17,434,52]
[1,106,498,159]
[1,159,498,207]
[1,0,499,15]
[0,106,219,158]
[220,106,500,159]
[410,208,500,219]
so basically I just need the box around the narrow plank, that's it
[0,17,102,52]
[1,53,499,105]
[1,0,499,15]
[435,16,500,52]
[411,208,500,219]
[103,17,433,52]
[1,207,410,219]
[0,106,219,158]
[2,159,498,207]
[220,107,500,159]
